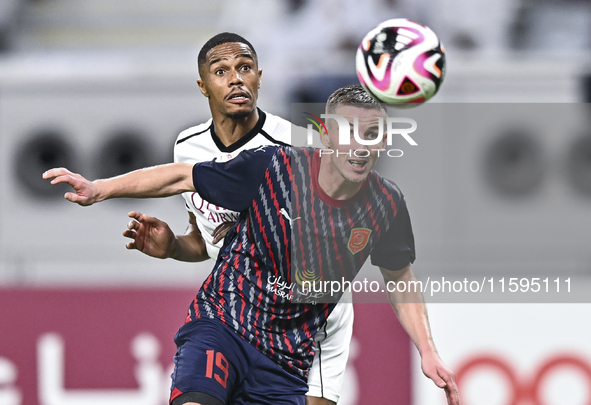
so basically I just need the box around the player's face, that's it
[198,42,262,119]
[321,105,387,185]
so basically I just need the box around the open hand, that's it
[42,168,99,206]
[123,211,176,259]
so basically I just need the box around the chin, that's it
[345,172,370,184]
[226,106,255,119]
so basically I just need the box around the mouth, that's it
[226,89,250,104]
[347,158,369,172]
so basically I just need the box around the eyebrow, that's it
[348,122,381,128]
[208,53,255,67]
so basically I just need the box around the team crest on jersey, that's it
[348,228,372,254]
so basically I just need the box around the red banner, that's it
[0,288,410,405]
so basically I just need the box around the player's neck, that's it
[318,155,364,200]
[211,108,259,147]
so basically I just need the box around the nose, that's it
[229,68,244,86]
[350,133,369,151]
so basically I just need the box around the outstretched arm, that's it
[42,164,195,206]
[380,265,460,405]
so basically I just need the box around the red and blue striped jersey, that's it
[186,146,415,378]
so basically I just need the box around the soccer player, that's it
[118,32,352,405]
[44,85,460,405]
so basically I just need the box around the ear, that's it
[320,125,331,148]
[197,79,209,98]
[257,69,262,89]
[378,131,387,149]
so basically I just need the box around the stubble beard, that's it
[225,106,255,120]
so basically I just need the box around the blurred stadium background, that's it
[1,1,591,404]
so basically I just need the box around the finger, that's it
[424,368,447,389]
[122,229,137,240]
[213,222,234,237]
[212,223,233,243]
[439,368,456,388]
[64,192,81,203]
[445,386,460,405]
[126,241,137,250]
[213,224,233,236]
[42,167,70,179]
[435,370,448,388]
[127,220,140,231]
[50,174,75,186]
[442,375,459,405]
[442,383,458,405]
[138,213,161,226]
[128,211,142,220]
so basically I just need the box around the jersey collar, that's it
[209,108,267,153]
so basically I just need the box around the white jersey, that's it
[174,109,291,260]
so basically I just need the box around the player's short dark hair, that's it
[197,32,257,71]
[326,84,386,114]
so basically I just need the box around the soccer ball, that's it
[356,19,445,106]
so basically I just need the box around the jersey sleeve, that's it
[370,195,416,271]
[192,146,278,212]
